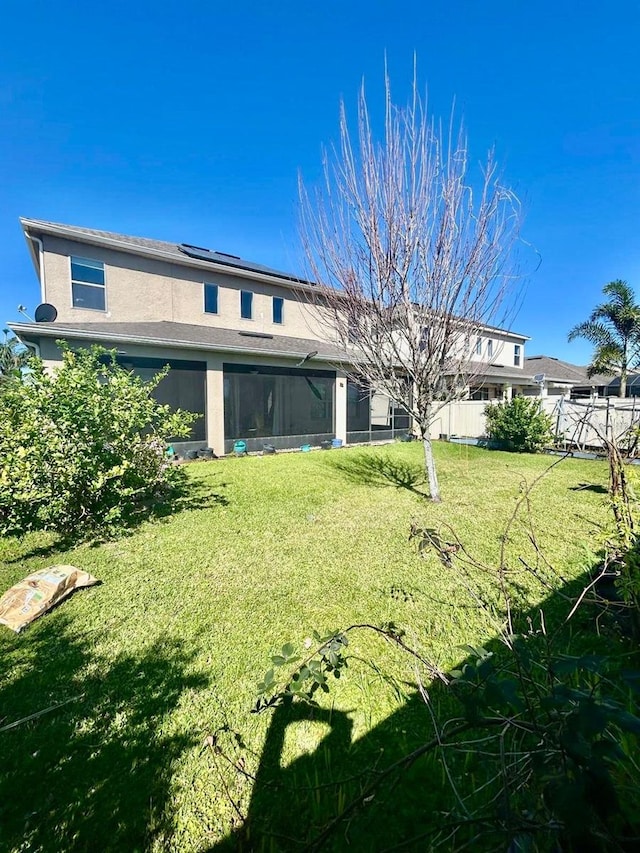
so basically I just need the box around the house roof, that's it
[20,217,314,288]
[524,355,589,384]
[9,320,350,363]
[446,361,531,382]
[524,354,634,388]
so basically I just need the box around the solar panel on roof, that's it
[181,243,211,252]
[178,244,217,262]
[177,243,302,281]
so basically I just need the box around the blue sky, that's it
[1,0,639,363]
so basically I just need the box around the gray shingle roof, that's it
[446,361,531,382]
[524,355,589,384]
[21,218,306,283]
[10,320,349,362]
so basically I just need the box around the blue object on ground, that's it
[300,444,312,452]
[233,440,247,455]
[331,438,343,448]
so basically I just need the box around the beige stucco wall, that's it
[468,332,525,370]
[40,235,336,343]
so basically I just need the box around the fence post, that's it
[555,396,564,447]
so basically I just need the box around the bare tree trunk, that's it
[620,370,627,398]
[422,432,441,502]
[298,72,522,504]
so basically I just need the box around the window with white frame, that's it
[204,282,218,314]
[71,257,105,311]
[476,337,482,355]
[514,344,521,366]
[487,339,494,358]
[272,296,284,325]
[240,290,253,320]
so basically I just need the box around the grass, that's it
[0,441,615,851]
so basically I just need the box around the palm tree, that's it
[0,330,31,388]
[568,280,640,397]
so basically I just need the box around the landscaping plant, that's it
[484,395,554,452]
[0,343,196,538]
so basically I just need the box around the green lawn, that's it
[0,442,612,851]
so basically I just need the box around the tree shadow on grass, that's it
[569,482,608,495]
[0,614,208,851]
[325,452,428,498]
[208,572,638,852]
[5,474,229,563]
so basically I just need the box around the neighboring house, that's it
[10,217,530,453]
[524,355,640,399]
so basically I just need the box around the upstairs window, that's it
[475,337,482,355]
[272,296,284,325]
[487,339,494,358]
[204,282,218,314]
[240,290,253,320]
[71,256,105,311]
[514,344,521,366]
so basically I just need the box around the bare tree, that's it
[299,74,523,502]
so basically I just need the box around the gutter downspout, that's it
[26,232,46,303]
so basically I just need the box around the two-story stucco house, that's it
[9,218,531,453]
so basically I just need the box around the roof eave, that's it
[7,321,352,365]
[19,218,318,294]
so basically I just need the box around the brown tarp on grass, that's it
[0,565,99,633]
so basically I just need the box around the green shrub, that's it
[0,343,196,538]
[484,396,553,452]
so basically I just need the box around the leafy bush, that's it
[0,343,196,538]
[484,395,553,452]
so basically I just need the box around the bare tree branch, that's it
[299,73,523,500]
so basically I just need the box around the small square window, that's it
[240,290,253,320]
[272,296,284,325]
[514,344,521,367]
[204,283,218,314]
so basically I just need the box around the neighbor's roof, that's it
[9,320,351,363]
[524,355,590,384]
[20,217,313,287]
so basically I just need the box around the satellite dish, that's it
[34,303,58,323]
[533,373,545,383]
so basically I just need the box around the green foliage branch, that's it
[0,342,196,538]
[0,329,31,388]
[484,396,554,453]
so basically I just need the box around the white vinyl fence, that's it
[552,397,640,450]
[428,401,488,440]
[428,396,640,450]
